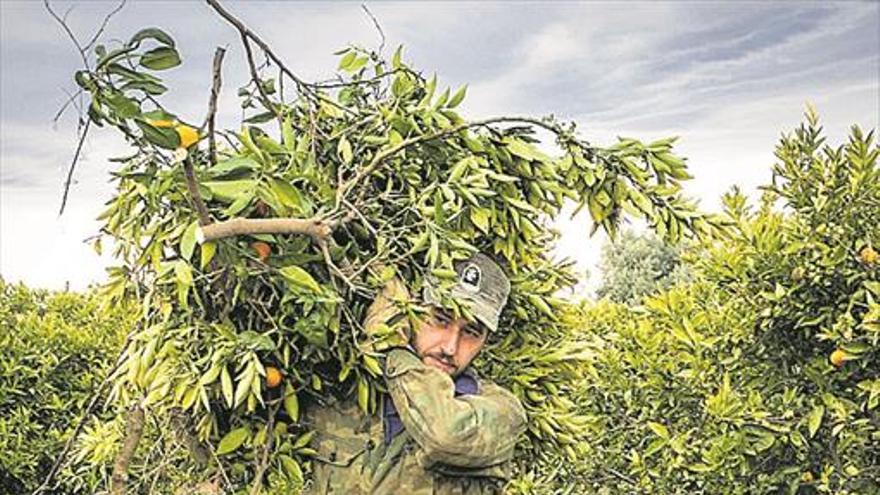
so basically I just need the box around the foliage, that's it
[596,229,691,304]
[0,279,135,494]
[567,114,880,494]
[66,20,714,493]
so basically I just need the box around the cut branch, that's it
[204,46,227,170]
[197,217,333,243]
[110,404,146,495]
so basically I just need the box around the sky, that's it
[1,0,878,295]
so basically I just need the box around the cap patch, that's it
[460,264,482,293]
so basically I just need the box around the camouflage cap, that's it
[423,253,511,333]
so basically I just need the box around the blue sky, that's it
[1,0,877,292]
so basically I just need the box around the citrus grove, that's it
[6,2,875,494]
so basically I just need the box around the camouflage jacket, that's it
[303,348,527,494]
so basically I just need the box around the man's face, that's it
[412,308,488,376]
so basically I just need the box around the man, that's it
[304,253,527,494]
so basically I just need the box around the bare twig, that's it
[44,0,90,69]
[83,0,127,51]
[53,88,84,125]
[249,403,280,495]
[204,46,227,170]
[110,404,146,495]
[240,33,284,128]
[58,118,92,216]
[360,4,386,55]
[205,0,356,116]
[196,217,333,243]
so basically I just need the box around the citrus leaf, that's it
[216,427,249,455]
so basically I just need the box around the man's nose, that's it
[440,326,461,356]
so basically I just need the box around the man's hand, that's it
[361,276,413,353]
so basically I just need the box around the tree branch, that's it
[110,404,146,495]
[204,46,227,170]
[196,217,333,243]
[360,4,385,55]
[58,118,91,216]
[248,403,280,495]
[183,155,212,226]
[204,0,355,116]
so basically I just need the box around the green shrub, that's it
[571,113,879,494]
[0,280,135,493]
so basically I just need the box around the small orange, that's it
[860,246,878,265]
[175,124,200,148]
[265,366,283,388]
[830,349,846,368]
[251,241,271,263]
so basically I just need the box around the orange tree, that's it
[565,111,879,494]
[54,3,716,493]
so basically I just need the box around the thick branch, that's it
[197,217,332,243]
[183,156,212,226]
[110,404,146,495]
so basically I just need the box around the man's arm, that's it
[384,348,527,469]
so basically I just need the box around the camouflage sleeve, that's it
[384,348,527,469]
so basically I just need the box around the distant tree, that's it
[596,230,690,304]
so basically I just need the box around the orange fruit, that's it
[830,349,846,368]
[860,246,878,265]
[265,366,283,388]
[252,241,271,262]
[175,124,200,148]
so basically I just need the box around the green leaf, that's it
[391,45,403,69]
[135,119,179,149]
[140,47,181,71]
[201,180,256,203]
[807,405,824,438]
[180,221,198,261]
[200,242,216,269]
[338,136,353,164]
[207,156,259,178]
[216,427,249,455]
[648,422,670,439]
[357,375,369,413]
[470,208,490,234]
[280,455,304,483]
[337,50,356,70]
[221,366,234,408]
[284,383,299,421]
[280,266,322,294]
[447,84,468,108]
[129,27,176,47]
